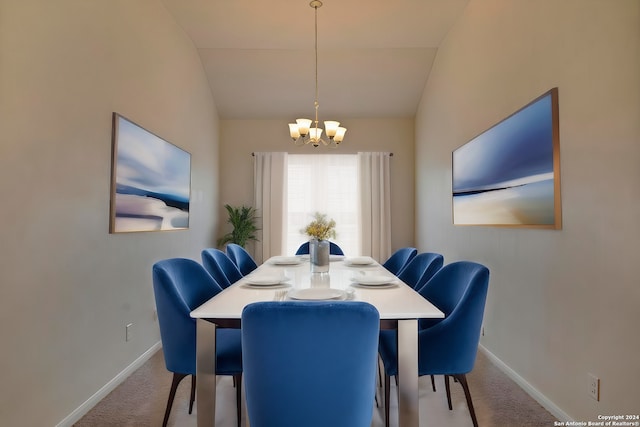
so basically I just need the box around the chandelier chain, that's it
[314,2,319,129]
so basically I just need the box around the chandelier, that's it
[288,0,346,148]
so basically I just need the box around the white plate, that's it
[351,274,396,286]
[269,256,302,265]
[288,288,347,300]
[344,256,374,266]
[330,255,345,262]
[350,282,398,289]
[244,274,288,286]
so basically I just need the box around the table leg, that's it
[243,375,250,427]
[397,319,419,427]
[196,319,217,427]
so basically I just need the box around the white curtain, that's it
[253,152,288,263]
[358,152,392,262]
[286,154,359,256]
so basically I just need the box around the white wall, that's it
[415,0,640,420]
[0,1,220,425]
[219,118,416,256]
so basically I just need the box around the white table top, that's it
[191,256,444,321]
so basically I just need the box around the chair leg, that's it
[234,374,242,427]
[431,374,437,392]
[189,375,196,414]
[444,374,453,410]
[384,374,391,427]
[163,372,188,427]
[453,374,479,427]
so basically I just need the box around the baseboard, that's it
[56,341,162,427]
[479,344,572,422]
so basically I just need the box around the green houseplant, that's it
[217,204,260,248]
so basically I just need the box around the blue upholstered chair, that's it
[382,247,417,275]
[397,252,444,290]
[152,258,243,427]
[241,301,380,427]
[201,248,243,289]
[378,261,490,427]
[225,243,258,276]
[295,241,345,256]
[378,251,442,392]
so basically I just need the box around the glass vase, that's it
[309,239,330,274]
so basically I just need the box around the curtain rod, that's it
[251,152,393,156]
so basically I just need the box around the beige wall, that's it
[0,1,220,425]
[415,0,639,421]
[219,118,416,254]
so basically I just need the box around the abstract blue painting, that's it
[109,113,191,233]
[452,88,561,228]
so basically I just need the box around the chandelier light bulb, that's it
[324,121,340,138]
[309,127,323,142]
[334,127,347,143]
[296,118,312,137]
[288,123,301,140]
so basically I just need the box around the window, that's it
[286,154,359,255]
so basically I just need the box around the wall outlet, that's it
[153,309,158,322]
[126,323,133,342]
[588,373,600,401]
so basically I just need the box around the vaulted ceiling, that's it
[162,0,469,120]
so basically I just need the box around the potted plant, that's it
[217,204,260,248]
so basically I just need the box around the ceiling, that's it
[162,0,469,120]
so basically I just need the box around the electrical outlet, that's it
[126,323,133,342]
[588,373,600,401]
[153,309,158,322]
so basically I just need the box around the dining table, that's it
[190,254,444,427]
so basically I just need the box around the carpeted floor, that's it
[74,348,557,427]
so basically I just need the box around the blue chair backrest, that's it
[382,247,417,275]
[152,258,223,375]
[201,248,243,288]
[295,241,345,255]
[226,243,258,276]
[241,301,380,427]
[417,261,490,375]
[397,252,444,290]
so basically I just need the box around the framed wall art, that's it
[109,113,191,233]
[452,88,561,229]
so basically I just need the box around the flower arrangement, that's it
[301,212,337,241]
